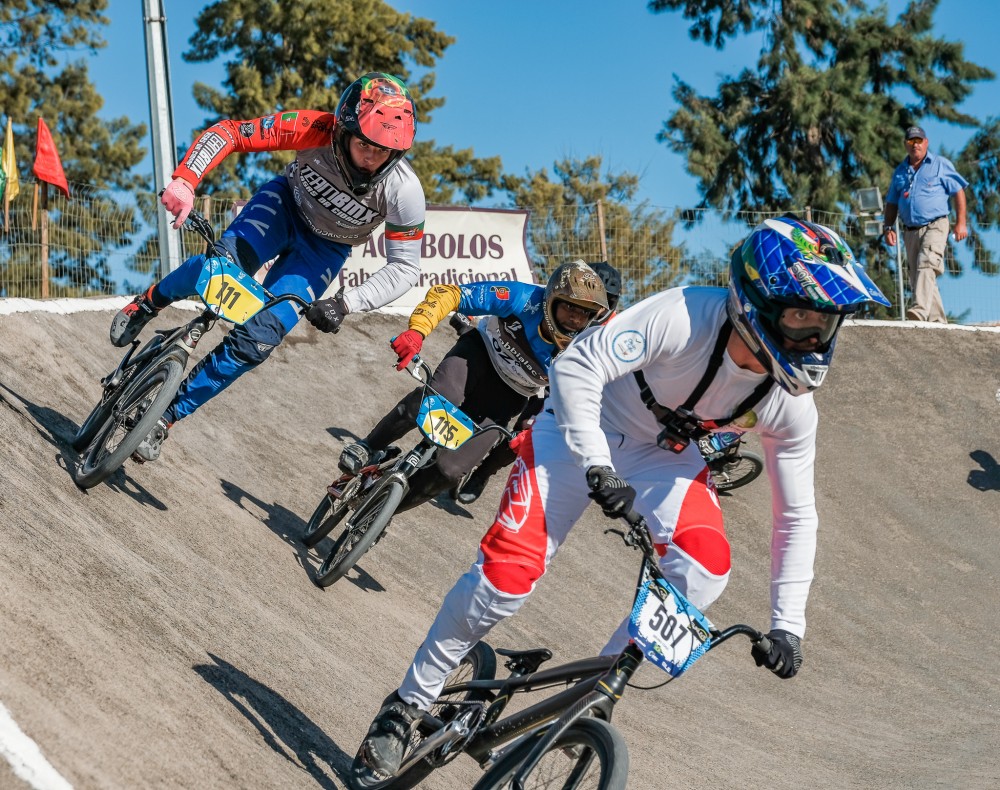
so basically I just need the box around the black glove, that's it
[306,290,349,334]
[585,465,636,517]
[751,629,803,679]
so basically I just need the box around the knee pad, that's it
[213,236,260,274]
[481,560,541,596]
[671,525,731,576]
[225,310,287,366]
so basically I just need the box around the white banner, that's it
[333,206,535,313]
[233,203,535,314]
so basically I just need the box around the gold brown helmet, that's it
[543,260,609,350]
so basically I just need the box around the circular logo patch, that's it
[612,330,646,363]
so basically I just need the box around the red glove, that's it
[161,178,195,229]
[391,330,424,370]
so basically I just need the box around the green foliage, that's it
[181,0,502,202]
[649,0,996,280]
[0,0,148,296]
[502,156,686,304]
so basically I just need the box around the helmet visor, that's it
[777,307,841,348]
[553,299,601,334]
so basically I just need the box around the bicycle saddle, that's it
[495,647,553,675]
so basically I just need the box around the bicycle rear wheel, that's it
[471,717,629,790]
[300,476,361,548]
[313,479,405,587]
[74,354,186,489]
[351,641,498,790]
[712,450,763,492]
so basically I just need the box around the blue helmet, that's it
[727,214,890,396]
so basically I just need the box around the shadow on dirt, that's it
[0,380,80,449]
[194,653,353,788]
[968,450,1000,492]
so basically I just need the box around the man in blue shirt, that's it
[883,125,968,323]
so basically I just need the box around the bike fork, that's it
[509,644,642,786]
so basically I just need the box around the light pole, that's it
[855,186,903,320]
[143,0,182,275]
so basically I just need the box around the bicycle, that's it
[72,209,310,489]
[349,509,770,790]
[303,355,517,587]
[698,431,764,492]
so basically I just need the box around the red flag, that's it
[32,117,70,198]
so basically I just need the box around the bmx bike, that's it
[303,355,517,587]
[349,509,770,789]
[698,431,764,492]
[72,209,310,489]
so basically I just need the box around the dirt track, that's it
[0,303,998,789]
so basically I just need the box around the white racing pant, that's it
[399,410,731,709]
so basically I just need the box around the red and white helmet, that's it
[333,72,416,195]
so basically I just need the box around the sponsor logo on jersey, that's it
[385,221,424,241]
[297,164,380,226]
[488,316,548,387]
[186,131,228,178]
[239,123,255,138]
[260,115,277,140]
[611,329,646,363]
[490,285,511,300]
[281,111,298,123]
[496,455,533,533]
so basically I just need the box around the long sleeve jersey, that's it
[408,282,557,397]
[548,287,820,636]
[172,110,426,313]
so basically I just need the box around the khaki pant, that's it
[902,216,948,323]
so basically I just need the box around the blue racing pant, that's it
[155,177,351,422]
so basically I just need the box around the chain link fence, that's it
[2,179,997,323]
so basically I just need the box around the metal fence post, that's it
[894,218,905,320]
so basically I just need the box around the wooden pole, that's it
[3,192,8,231]
[31,182,38,231]
[40,183,49,299]
[201,194,212,254]
[596,200,608,261]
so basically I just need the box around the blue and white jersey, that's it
[459,281,555,397]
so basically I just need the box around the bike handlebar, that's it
[161,193,311,316]
[613,507,770,652]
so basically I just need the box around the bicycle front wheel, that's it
[74,354,186,489]
[72,391,119,453]
[472,717,629,790]
[712,450,764,492]
[313,479,405,587]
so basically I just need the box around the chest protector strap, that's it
[633,318,774,453]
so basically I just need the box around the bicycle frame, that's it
[73,206,312,487]
[335,355,516,506]
[397,511,767,782]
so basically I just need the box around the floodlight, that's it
[863,220,883,237]
[856,187,883,214]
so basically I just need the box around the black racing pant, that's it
[363,330,530,511]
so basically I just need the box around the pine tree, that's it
[502,157,687,304]
[178,0,503,204]
[0,0,148,296]
[648,0,995,297]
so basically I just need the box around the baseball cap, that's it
[905,125,927,140]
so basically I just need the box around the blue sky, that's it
[87,0,1000,321]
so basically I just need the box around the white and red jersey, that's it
[549,286,819,636]
[173,110,425,312]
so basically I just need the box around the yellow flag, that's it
[2,117,20,203]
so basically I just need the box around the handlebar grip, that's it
[754,634,772,655]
